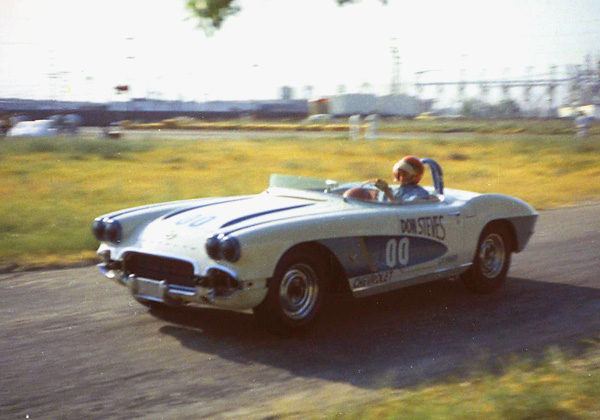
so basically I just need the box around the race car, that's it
[92,158,537,334]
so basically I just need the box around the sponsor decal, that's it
[400,215,446,241]
[385,237,410,268]
[319,235,448,280]
[352,271,393,290]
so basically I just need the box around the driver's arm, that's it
[371,178,395,201]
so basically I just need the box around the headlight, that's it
[91,218,122,244]
[221,237,241,262]
[104,220,122,243]
[205,234,241,262]
[205,234,222,260]
[92,219,106,241]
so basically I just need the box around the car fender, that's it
[228,208,417,282]
[462,194,538,253]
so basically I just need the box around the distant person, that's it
[0,114,9,136]
[369,156,430,202]
[575,111,592,137]
[365,114,379,141]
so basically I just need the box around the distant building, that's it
[377,94,423,118]
[308,98,329,115]
[328,94,377,116]
[327,93,427,117]
[279,86,294,101]
[0,96,309,123]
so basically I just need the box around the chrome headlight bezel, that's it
[92,218,123,244]
[205,234,241,263]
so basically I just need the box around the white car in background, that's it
[7,114,82,137]
[93,159,538,335]
[7,120,58,137]
[303,114,333,124]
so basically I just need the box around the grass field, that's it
[291,339,600,420]
[1,131,599,270]
[127,117,600,136]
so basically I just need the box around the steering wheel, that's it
[361,179,394,201]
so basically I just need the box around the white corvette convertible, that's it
[93,159,537,334]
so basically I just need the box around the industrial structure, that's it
[414,56,600,116]
[2,54,599,121]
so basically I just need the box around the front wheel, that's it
[253,250,327,335]
[462,223,512,294]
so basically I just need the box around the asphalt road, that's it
[1,203,600,419]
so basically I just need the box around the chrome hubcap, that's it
[279,263,319,320]
[479,233,506,279]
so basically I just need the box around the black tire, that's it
[462,223,513,294]
[253,250,327,336]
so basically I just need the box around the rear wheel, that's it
[462,223,512,294]
[253,250,327,335]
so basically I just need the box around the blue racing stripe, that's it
[162,197,251,220]
[107,202,179,219]
[220,204,314,228]
[220,213,317,236]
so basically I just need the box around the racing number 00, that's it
[385,237,409,268]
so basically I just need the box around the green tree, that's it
[461,99,492,118]
[492,99,522,118]
[186,0,388,32]
[461,99,522,119]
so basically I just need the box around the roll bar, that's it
[421,158,444,196]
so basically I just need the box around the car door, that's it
[391,200,464,281]
[344,199,464,298]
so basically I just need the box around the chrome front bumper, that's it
[98,263,267,310]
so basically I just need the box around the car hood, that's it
[137,193,333,245]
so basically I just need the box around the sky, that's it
[1,0,599,106]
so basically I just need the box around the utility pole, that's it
[569,65,581,105]
[414,70,439,99]
[479,69,489,103]
[390,39,401,95]
[415,71,424,97]
[547,65,557,117]
[458,69,466,109]
[502,67,511,101]
[304,85,314,100]
[458,54,467,109]
[523,66,534,116]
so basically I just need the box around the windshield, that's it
[268,174,439,203]
[269,174,336,191]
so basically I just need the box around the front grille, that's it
[124,252,195,287]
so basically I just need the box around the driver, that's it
[372,156,430,201]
